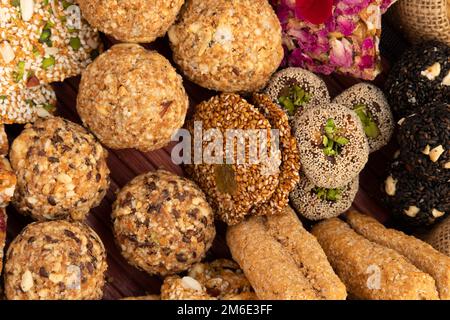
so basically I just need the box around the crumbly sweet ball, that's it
[10,117,110,221]
[293,103,369,189]
[383,160,449,226]
[161,259,256,300]
[312,218,439,300]
[249,94,300,217]
[264,68,330,118]
[346,211,450,300]
[0,207,6,274]
[77,44,189,152]
[4,220,107,300]
[290,172,358,221]
[333,83,394,153]
[426,216,450,257]
[184,94,281,225]
[0,156,16,206]
[76,0,184,43]
[397,103,449,183]
[168,0,283,92]
[0,0,101,123]
[385,41,450,119]
[112,170,216,276]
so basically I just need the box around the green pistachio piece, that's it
[41,56,55,69]
[0,95,8,100]
[313,187,343,202]
[10,0,19,7]
[43,103,56,113]
[335,136,349,146]
[278,96,295,115]
[12,61,25,83]
[353,104,380,139]
[69,37,81,51]
[278,85,311,115]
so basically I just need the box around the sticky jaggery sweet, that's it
[77,44,189,152]
[168,0,283,92]
[112,170,216,276]
[4,220,107,300]
[10,117,110,221]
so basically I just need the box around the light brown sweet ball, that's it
[76,0,184,43]
[293,103,369,189]
[112,170,216,276]
[4,220,107,300]
[10,117,110,221]
[333,83,394,153]
[168,0,283,92]
[77,44,189,152]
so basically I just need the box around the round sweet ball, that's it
[76,0,185,43]
[333,83,394,153]
[4,220,107,300]
[168,0,283,92]
[10,117,110,221]
[397,103,449,183]
[77,44,189,152]
[383,160,449,226]
[385,41,450,120]
[293,104,369,189]
[290,172,359,221]
[112,170,216,276]
[264,68,330,118]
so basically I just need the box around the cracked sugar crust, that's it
[333,83,394,153]
[249,94,300,216]
[290,172,358,221]
[77,44,189,152]
[112,170,216,276]
[184,93,280,225]
[168,0,283,92]
[4,220,107,300]
[10,117,110,221]
[264,67,331,117]
[76,0,184,43]
[293,103,369,189]
[312,218,439,300]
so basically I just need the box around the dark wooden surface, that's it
[2,19,410,300]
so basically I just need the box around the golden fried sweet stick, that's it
[226,206,346,300]
[312,218,439,300]
[346,210,450,300]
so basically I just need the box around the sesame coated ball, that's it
[76,0,184,43]
[383,160,449,227]
[4,220,107,300]
[264,68,331,118]
[397,103,449,183]
[333,83,394,153]
[77,44,189,152]
[184,94,281,225]
[290,172,359,221]
[168,0,283,92]
[293,103,369,189]
[385,41,450,119]
[112,170,216,276]
[10,117,110,221]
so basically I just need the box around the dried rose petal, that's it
[295,0,333,25]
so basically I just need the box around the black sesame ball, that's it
[385,41,450,120]
[383,160,449,227]
[397,103,449,183]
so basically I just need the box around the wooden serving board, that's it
[2,20,409,300]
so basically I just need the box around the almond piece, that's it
[20,0,34,22]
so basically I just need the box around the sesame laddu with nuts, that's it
[76,0,184,43]
[264,68,330,118]
[168,0,283,92]
[4,220,107,300]
[184,93,281,225]
[311,218,439,300]
[0,0,101,123]
[293,103,369,189]
[161,259,256,300]
[383,160,449,226]
[385,41,450,119]
[290,171,358,221]
[77,44,189,152]
[397,103,449,183]
[333,83,394,153]
[112,170,216,276]
[345,211,450,300]
[10,117,110,221]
